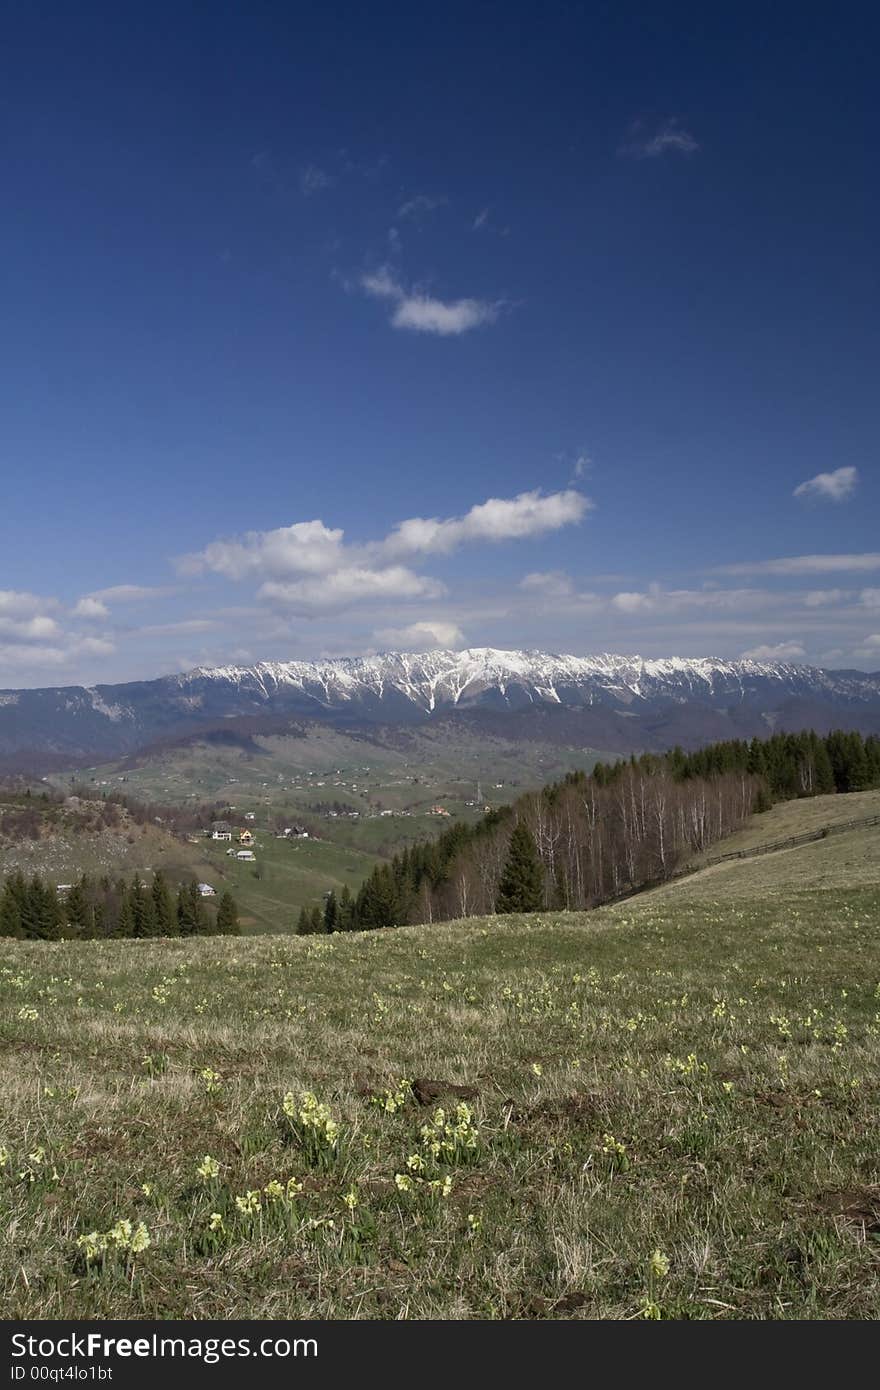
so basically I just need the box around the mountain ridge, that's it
[2,648,880,768]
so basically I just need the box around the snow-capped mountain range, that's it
[1,648,879,768]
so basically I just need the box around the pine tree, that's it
[323,890,338,933]
[63,876,93,938]
[495,823,544,915]
[151,871,176,936]
[337,884,355,931]
[216,891,240,936]
[130,875,158,938]
[177,883,198,937]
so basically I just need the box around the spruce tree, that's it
[495,823,544,915]
[323,890,338,933]
[0,871,27,937]
[177,883,198,937]
[216,891,240,935]
[151,871,176,936]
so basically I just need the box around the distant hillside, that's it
[322,728,880,932]
[2,647,880,770]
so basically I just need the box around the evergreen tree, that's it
[151,871,176,936]
[337,884,355,931]
[63,875,93,938]
[177,883,198,937]
[495,822,544,915]
[23,875,63,940]
[216,891,240,935]
[130,875,158,938]
[0,871,27,937]
[323,890,338,933]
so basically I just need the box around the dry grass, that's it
[688,788,880,865]
[654,823,880,902]
[2,819,879,1319]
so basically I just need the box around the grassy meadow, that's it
[2,843,879,1318]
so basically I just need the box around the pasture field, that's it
[687,788,880,867]
[1,866,879,1319]
[197,833,378,934]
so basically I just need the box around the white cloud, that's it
[473,208,489,230]
[259,567,445,616]
[803,589,848,607]
[741,641,807,662]
[619,120,700,159]
[89,584,175,603]
[519,571,576,599]
[382,490,591,558]
[176,489,589,621]
[0,613,60,642]
[860,588,880,608]
[373,620,464,649]
[609,584,783,617]
[179,520,345,580]
[717,553,880,576]
[793,466,858,502]
[0,589,55,619]
[73,596,110,620]
[360,267,502,336]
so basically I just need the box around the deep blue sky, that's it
[2,1,878,685]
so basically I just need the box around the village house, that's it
[236,849,255,862]
[239,829,255,846]
[197,883,216,897]
[211,821,232,841]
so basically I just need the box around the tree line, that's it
[0,869,240,940]
[306,727,880,933]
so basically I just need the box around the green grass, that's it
[2,861,879,1317]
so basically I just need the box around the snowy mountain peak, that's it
[176,647,878,713]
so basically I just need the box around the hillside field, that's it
[1,819,878,1319]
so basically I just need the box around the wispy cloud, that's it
[258,567,445,615]
[360,266,503,336]
[717,553,880,576]
[619,119,700,159]
[793,465,858,502]
[88,585,177,605]
[299,163,334,196]
[740,640,807,662]
[397,194,446,220]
